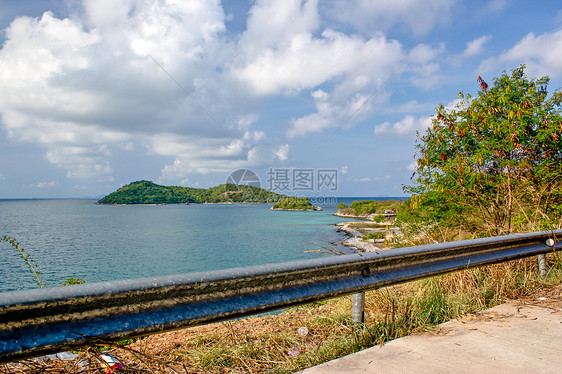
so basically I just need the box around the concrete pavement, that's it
[299,288,562,374]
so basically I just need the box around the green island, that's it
[271,197,322,211]
[97,180,285,205]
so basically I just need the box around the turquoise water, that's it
[0,199,385,291]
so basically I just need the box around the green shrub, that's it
[61,277,86,286]
[272,197,315,210]
[362,232,385,240]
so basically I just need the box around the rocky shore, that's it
[336,222,377,251]
[335,218,399,252]
[333,212,374,220]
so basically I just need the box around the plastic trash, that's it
[298,326,309,337]
[288,346,301,357]
[35,351,79,362]
[34,351,124,373]
[100,352,125,373]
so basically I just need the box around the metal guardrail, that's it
[0,230,560,362]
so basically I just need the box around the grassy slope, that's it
[116,256,562,373]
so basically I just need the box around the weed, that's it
[1,236,43,288]
[362,232,385,240]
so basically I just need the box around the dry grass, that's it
[3,252,561,374]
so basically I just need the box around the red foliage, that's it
[477,76,488,92]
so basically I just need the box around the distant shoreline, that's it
[271,206,323,211]
[97,201,274,206]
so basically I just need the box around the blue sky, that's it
[0,0,561,198]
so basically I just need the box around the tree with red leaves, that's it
[477,75,488,92]
[404,65,562,236]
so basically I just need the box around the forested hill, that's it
[97,180,285,204]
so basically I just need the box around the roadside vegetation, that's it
[401,65,562,241]
[336,200,405,217]
[0,236,43,289]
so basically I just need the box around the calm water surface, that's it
[0,198,388,291]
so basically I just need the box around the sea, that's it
[0,197,405,292]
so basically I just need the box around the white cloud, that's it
[35,181,56,188]
[354,177,371,183]
[233,27,404,96]
[391,100,432,113]
[160,159,192,181]
[341,165,348,175]
[238,0,320,58]
[0,1,265,183]
[0,173,5,180]
[488,0,508,12]
[45,145,114,181]
[409,43,445,64]
[480,29,562,77]
[373,175,391,181]
[375,115,432,136]
[0,11,112,181]
[273,144,289,161]
[325,0,457,36]
[236,114,259,131]
[407,43,446,90]
[232,0,446,138]
[475,0,507,17]
[408,161,417,171]
[376,98,464,136]
[287,88,391,137]
[463,35,492,57]
[153,132,285,184]
[0,0,451,186]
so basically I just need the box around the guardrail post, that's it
[352,292,365,323]
[537,254,547,277]
[538,238,555,278]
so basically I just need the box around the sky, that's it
[0,0,562,199]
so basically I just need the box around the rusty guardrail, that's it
[0,230,560,362]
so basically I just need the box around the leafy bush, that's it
[272,197,315,210]
[372,215,385,223]
[346,200,404,215]
[61,278,86,286]
[404,65,562,236]
[362,232,385,240]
